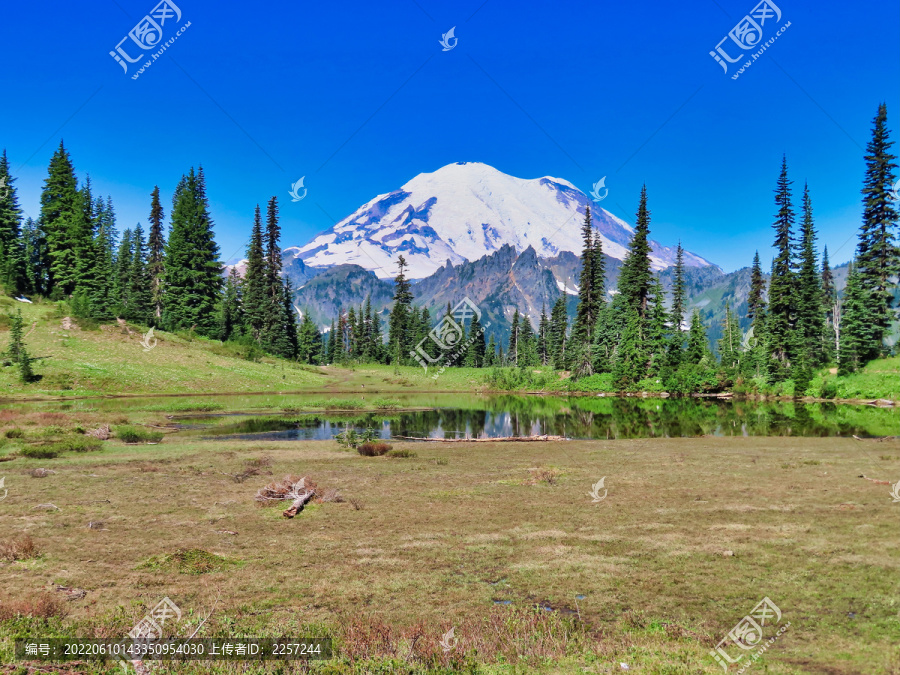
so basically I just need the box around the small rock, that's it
[723,550,735,557]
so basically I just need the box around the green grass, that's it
[115,425,164,444]
[138,548,241,575]
[829,356,900,401]
[0,300,328,397]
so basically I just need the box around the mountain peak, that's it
[290,163,713,279]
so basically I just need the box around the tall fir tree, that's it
[507,308,521,366]
[114,228,133,313]
[617,186,653,319]
[795,183,825,367]
[147,186,166,321]
[766,157,797,376]
[548,297,568,369]
[484,334,497,367]
[572,206,604,343]
[611,186,654,385]
[261,197,289,353]
[298,312,322,364]
[0,151,29,295]
[717,304,743,378]
[22,218,48,296]
[388,255,414,363]
[161,167,222,336]
[89,198,117,318]
[821,246,837,363]
[747,250,766,323]
[837,261,873,374]
[685,310,710,365]
[646,275,669,375]
[219,267,244,342]
[537,304,550,366]
[127,223,153,323]
[465,310,486,367]
[855,103,899,361]
[243,205,267,341]
[39,140,81,296]
[670,241,687,333]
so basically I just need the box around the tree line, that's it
[0,141,299,358]
[0,103,895,387]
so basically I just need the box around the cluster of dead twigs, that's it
[255,475,344,518]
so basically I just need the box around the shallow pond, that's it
[13,393,895,441]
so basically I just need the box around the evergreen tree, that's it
[370,304,385,363]
[277,277,299,359]
[767,157,797,376]
[838,262,873,374]
[5,308,24,363]
[326,319,337,364]
[617,186,653,319]
[537,304,550,366]
[39,140,81,296]
[670,241,687,332]
[71,177,99,309]
[747,250,766,322]
[346,306,358,359]
[647,275,669,375]
[243,205,267,341]
[508,308,521,365]
[795,184,825,368]
[219,267,244,341]
[161,167,222,336]
[592,298,621,373]
[0,151,28,295]
[388,256,414,363]
[821,246,837,363]
[147,186,166,321]
[261,197,291,354]
[22,218,48,296]
[298,312,322,364]
[127,223,153,323]
[856,103,899,360]
[114,228,133,313]
[484,334,497,367]
[548,297,568,369]
[686,310,709,365]
[717,304,743,378]
[572,206,604,342]
[465,310,486,367]
[517,314,538,367]
[4,310,36,383]
[89,198,117,318]
[611,186,654,385]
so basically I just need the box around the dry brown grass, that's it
[0,593,68,620]
[357,442,392,456]
[0,533,38,561]
[1,434,898,672]
[527,466,561,485]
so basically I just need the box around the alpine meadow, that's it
[0,2,898,674]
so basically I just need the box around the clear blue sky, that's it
[2,0,897,272]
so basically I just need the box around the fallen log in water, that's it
[391,435,568,443]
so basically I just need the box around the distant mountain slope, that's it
[291,264,393,328]
[286,162,714,279]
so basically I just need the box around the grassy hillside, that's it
[0,297,328,397]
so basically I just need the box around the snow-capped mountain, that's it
[286,162,714,279]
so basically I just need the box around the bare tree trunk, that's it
[282,491,315,518]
